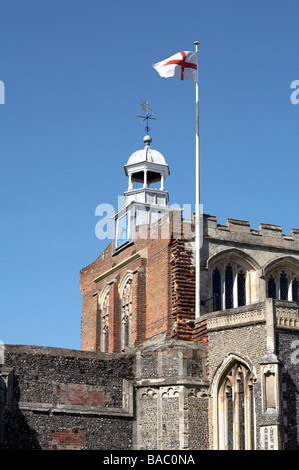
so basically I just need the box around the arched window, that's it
[237,270,246,307]
[217,362,255,450]
[211,260,249,312]
[268,275,277,300]
[267,267,299,302]
[280,271,288,300]
[292,278,299,303]
[213,268,222,312]
[101,290,109,352]
[121,278,132,350]
[225,264,234,309]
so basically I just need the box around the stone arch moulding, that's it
[210,354,257,398]
[98,283,110,353]
[207,248,261,272]
[208,248,261,310]
[99,283,110,307]
[118,271,133,297]
[210,354,257,451]
[262,255,299,277]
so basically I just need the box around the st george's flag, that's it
[153,51,198,82]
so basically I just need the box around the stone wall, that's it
[276,303,299,450]
[205,302,267,449]
[198,215,299,315]
[135,338,209,450]
[0,345,134,450]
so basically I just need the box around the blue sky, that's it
[0,0,298,350]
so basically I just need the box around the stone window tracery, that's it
[101,290,109,353]
[217,362,254,450]
[267,267,299,303]
[292,278,299,303]
[121,278,132,350]
[212,261,248,312]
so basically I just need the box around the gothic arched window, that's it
[225,264,234,309]
[280,271,288,300]
[292,278,299,303]
[101,290,109,353]
[211,260,249,312]
[267,267,299,302]
[217,362,255,450]
[268,275,277,300]
[237,270,246,307]
[212,267,222,311]
[121,278,132,350]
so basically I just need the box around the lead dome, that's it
[127,135,166,165]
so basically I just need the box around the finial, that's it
[136,100,157,137]
[143,135,152,146]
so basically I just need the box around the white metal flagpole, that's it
[194,41,200,319]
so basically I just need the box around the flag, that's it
[153,51,197,82]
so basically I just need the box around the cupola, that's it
[124,134,170,207]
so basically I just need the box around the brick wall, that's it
[80,214,178,352]
[170,238,195,341]
[51,428,85,450]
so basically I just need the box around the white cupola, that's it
[124,134,170,207]
[112,104,175,254]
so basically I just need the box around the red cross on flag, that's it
[153,51,198,82]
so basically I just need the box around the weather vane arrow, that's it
[136,100,157,134]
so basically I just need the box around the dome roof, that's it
[127,136,166,166]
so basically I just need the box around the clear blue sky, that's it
[1,0,298,350]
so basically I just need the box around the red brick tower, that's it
[80,132,196,352]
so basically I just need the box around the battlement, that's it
[202,214,299,250]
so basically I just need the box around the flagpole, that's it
[194,41,200,319]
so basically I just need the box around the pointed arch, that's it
[119,272,133,351]
[263,255,299,275]
[99,284,110,353]
[208,250,260,312]
[207,248,261,272]
[264,256,299,302]
[119,271,133,296]
[211,354,256,450]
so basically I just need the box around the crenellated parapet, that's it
[202,215,299,250]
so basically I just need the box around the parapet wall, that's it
[202,215,299,250]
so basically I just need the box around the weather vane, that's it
[136,100,157,134]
